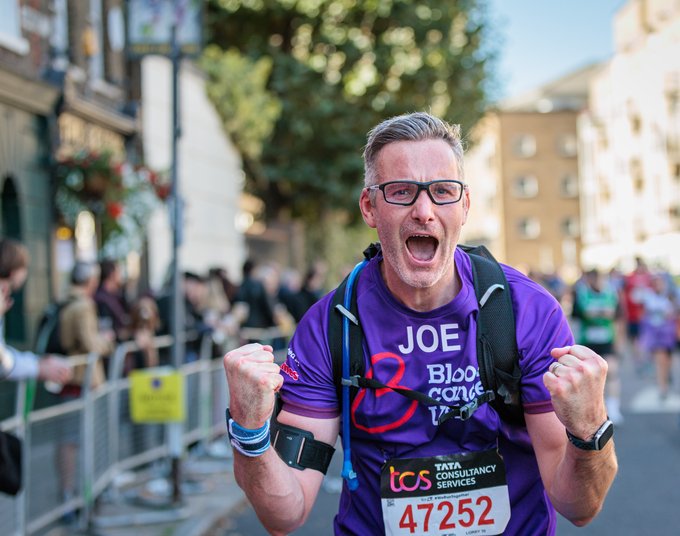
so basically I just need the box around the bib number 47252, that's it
[381,450,511,536]
[398,495,494,534]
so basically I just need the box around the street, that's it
[220,348,680,535]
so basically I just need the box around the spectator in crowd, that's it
[233,259,277,334]
[59,261,116,391]
[126,295,161,373]
[0,237,71,384]
[254,263,295,348]
[206,268,231,319]
[94,259,130,341]
[56,260,115,517]
[296,262,327,319]
[278,268,306,324]
[157,271,214,362]
[209,266,239,304]
[201,269,240,351]
[639,274,678,400]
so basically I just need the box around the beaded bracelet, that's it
[225,408,271,457]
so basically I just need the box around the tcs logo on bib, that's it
[389,466,432,493]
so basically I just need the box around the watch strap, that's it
[566,419,614,451]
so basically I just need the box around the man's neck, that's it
[380,263,460,312]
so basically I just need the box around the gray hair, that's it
[71,261,99,286]
[362,112,465,187]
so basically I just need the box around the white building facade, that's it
[579,0,680,272]
[141,56,247,290]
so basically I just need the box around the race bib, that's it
[381,449,510,536]
[584,326,612,344]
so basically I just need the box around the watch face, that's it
[594,420,614,450]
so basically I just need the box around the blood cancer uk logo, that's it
[351,352,419,434]
[280,362,299,381]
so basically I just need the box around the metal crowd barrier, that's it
[0,325,293,536]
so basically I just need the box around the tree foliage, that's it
[205,0,497,224]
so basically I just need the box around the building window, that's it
[518,217,541,239]
[87,0,105,81]
[670,205,680,222]
[557,134,577,157]
[630,113,642,135]
[51,0,69,68]
[513,175,539,198]
[561,217,580,237]
[560,174,579,198]
[512,134,537,158]
[0,0,29,54]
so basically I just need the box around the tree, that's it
[205,0,498,227]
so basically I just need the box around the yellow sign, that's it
[129,368,185,423]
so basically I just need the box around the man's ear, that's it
[359,189,377,229]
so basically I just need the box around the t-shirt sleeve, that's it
[506,267,574,414]
[278,293,339,419]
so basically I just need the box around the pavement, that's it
[41,438,247,536]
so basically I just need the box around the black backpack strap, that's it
[460,245,524,425]
[329,243,381,404]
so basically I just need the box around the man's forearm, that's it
[549,442,618,526]
[233,448,310,535]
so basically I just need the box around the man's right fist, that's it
[223,343,283,429]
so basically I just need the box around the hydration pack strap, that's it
[338,259,368,491]
[342,375,496,423]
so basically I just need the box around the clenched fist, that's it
[223,343,283,429]
[543,345,609,440]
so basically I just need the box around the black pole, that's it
[169,9,185,506]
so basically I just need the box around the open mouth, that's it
[405,235,439,262]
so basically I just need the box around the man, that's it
[223,112,617,535]
[0,237,71,384]
[572,269,623,424]
[59,261,115,391]
[57,260,115,516]
[157,271,213,362]
[233,259,277,331]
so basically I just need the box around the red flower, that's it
[106,202,124,220]
[155,184,171,200]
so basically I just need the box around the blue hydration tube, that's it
[340,259,367,491]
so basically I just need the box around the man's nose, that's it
[410,188,435,220]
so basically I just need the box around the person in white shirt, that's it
[0,238,71,384]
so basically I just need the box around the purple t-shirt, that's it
[279,248,573,535]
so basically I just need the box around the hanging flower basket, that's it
[55,150,169,259]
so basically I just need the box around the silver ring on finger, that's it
[549,362,563,375]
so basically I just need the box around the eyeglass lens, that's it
[383,181,462,205]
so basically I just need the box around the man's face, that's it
[359,139,469,296]
[9,267,28,291]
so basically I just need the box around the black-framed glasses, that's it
[365,180,466,206]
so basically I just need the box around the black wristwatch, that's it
[566,420,614,451]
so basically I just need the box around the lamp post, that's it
[127,0,202,507]
[168,11,185,506]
